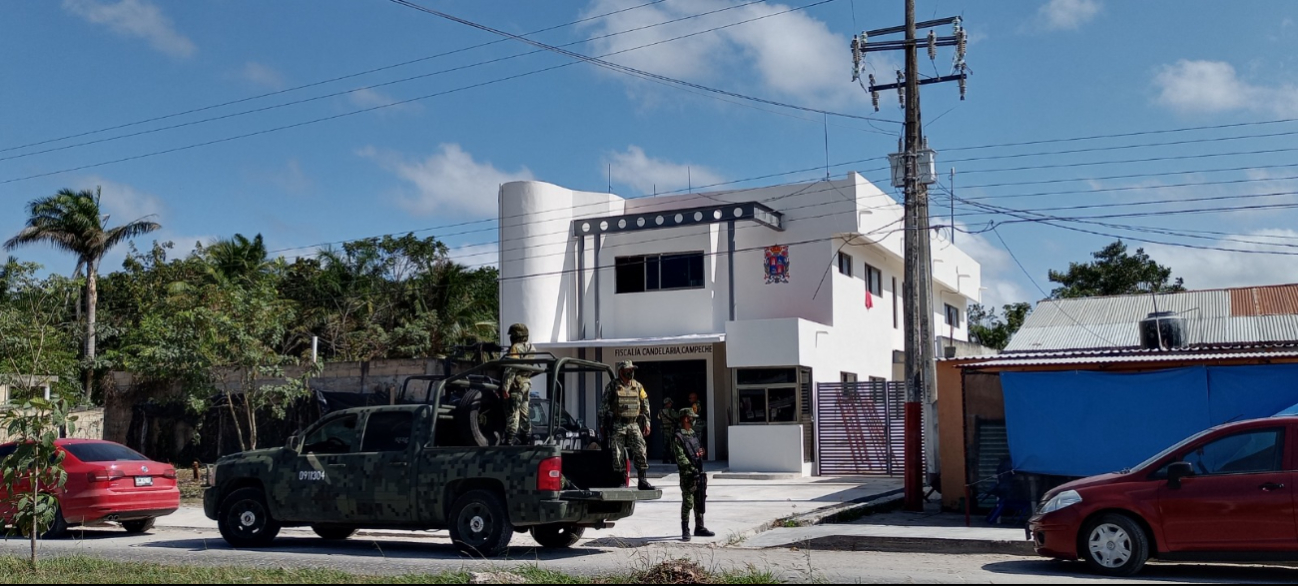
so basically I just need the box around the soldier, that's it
[600,361,655,490]
[501,323,535,446]
[673,409,713,541]
[658,397,678,464]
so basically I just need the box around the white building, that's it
[498,172,981,475]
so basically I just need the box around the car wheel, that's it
[530,523,584,548]
[40,506,68,539]
[449,489,513,557]
[1081,513,1149,577]
[121,518,156,534]
[456,388,505,446]
[312,525,357,540]
[218,487,281,548]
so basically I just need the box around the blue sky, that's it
[6,0,1298,311]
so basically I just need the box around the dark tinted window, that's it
[615,256,646,293]
[737,368,797,385]
[361,412,415,452]
[1182,429,1284,475]
[304,414,360,454]
[659,253,704,290]
[615,252,704,293]
[64,443,149,462]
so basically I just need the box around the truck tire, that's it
[218,487,281,548]
[449,489,513,557]
[530,524,584,548]
[312,525,357,540]
[456,388,505,446]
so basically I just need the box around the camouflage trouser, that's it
[610,420,648,472]
[660,425,676,461]
[504,379,531,440]
[679,470,706,522]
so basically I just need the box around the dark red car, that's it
[1029,415,1298,576]
[0,439,179,535]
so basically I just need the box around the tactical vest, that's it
[615,383,642,418]
[507,343,534,384]
[677,431,702,467]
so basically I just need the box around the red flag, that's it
[865,289,874,309]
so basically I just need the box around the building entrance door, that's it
[632,360,708,463]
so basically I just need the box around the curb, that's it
[772,489,905,528]
[778,533,1036,556]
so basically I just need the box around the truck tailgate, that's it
[561,487,662,501]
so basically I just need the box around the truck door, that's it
[291,412,362,521]
[356,410,418,522]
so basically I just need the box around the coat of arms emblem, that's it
[764,245,789,284]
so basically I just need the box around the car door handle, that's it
[1259,482,1285,491]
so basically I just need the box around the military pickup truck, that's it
[202,356,661,557]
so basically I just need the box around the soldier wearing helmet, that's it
[501,323,535,445]
[672,408,712,541]
[599,360,655,490]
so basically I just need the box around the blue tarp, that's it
[1001,364,1298,477]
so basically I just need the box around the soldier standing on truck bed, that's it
[600,361,655,491]
[501,323,535,446]
[673,409,713,541]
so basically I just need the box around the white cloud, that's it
[949,222,1033,308]
[358,144,533,217]
[579,0,878,109]
[240,61,286,90]
[448,242,499,269]
[73,176,164,222]
[604,146,725,195]
[347,88,419,113]
[1146,229,1298,290]
[1153,59,1298,117]
[1035,0,1102,31]
[62,0,195,58]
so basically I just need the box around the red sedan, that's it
[0,439,179,535]
[1029,416,1298,576]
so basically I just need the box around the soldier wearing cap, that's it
[673,408,712,540]
[501,323,535,445]
[600,360,655,490]
[658,397,678,464]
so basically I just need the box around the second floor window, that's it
[864,263,883,296]
[615,252,705,293]
[837,252,853,277]
[945,303,961,327]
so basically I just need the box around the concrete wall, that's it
[728,424,805,473]
[0,407,103,444]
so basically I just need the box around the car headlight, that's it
[1038,489,1082,514]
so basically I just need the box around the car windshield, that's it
[64,443,150,463]
[1128,427,1216,472]
[530,401,579,428]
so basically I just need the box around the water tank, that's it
[1139,311,1187,350]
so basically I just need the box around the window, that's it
[361,412,415,452]
[1181,429,1285,475]
[841,372,858,383]
[303,414,360,455]
[945,303,960,327]
[837,252,853,277]
[63,443,149,462]
[734,367,801,424]
[892,277,898,329]
[868,376,888,401]
[864,263,883,296]
[615,252,704,293]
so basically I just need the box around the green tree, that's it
[4,187,161,396]
[0,396,76,568]
[1047,240,1184,299]
[203,233,269,284]
[967,302,1032,351]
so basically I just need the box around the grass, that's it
[176,476,205,505]
[0,556,783,584]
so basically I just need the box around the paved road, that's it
[8,526,1298,583]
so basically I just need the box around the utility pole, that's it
[852,2,967,512]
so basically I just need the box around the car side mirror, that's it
[1167,461,1194,489]
[575,419,585,429]
[287,434,303,452]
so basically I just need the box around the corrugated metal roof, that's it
[966,349,1298,368]
[1005,285,1298,353]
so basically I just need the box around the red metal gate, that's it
[816,381,922,476]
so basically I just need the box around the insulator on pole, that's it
[927,30,937,60]
[869,74,880,111]
[958,73,967,100]
[851,35,862,81]
[896,70,905,109]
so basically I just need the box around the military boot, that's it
[693,515,714,537]
[681,521,691,542]
[637,469,656,491]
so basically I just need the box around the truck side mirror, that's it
[287,434,303,452]
[1167,461,1194,489]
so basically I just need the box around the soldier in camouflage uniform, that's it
[600,360,655,490]
[501,323,535,445]
[658,397,678,464]
[673,409,713,541]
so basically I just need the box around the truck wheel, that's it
[312,525,356,540]
[456,388,505,446]
[1080,513,1149,577]
[218,487,281,548]
[121,518,156,534]
[530,524,584,548]
[449,489,513,557]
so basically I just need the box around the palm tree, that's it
[4,187,161,396]
[205,233,270,283]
